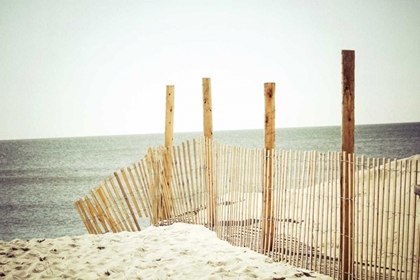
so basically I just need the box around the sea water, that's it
[0,122,419,241]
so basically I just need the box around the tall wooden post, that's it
[263,82,275,252]
[203,77,215,228]
[164,85,174,220]
[341,50,355,280]
[203,78,213,140]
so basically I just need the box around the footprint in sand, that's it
[207,260,227,267]
[136,247,146,252]
[14,265,24,270]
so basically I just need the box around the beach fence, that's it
[74,137,420,279]
[74,50,420,279]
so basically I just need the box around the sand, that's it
[0,223,332,280]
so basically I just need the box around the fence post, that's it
[203,77,215,228]
[203,78,213,140]
[164,85,175,220]
[416,183,420,280]
[263,82,275,252]
[341,50,355,280]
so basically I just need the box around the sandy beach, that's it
[0,223,332,279]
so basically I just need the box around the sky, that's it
[1,0,419,140]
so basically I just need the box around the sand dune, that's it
[0,223,332,279]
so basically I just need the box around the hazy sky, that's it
[1,0,419,140]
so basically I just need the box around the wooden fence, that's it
[74,136,420,279]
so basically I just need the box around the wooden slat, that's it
[396,160,404,279]
[89,190,109,233]
[213,141,220,237]
[181,142,194,221]
[407,160,414,279]
[315,152,322,271]
[127,165,149,218]
[250,148,258,252]
[84,196,102,234]
[95,186,119,232]
[401,158,409,279]
[174,144,187,220]
[415,160,420,280]
[381,157,390,278]
[136,159,153,215]
[186,141,197,225]
[74,200,95,234]
[411,159,419,279]
[159,146,175,224]
[334,152,340,279]
[302,151,312,269]
[192,138,203,226]
[145,148,158,225]
[320,153,327,271]
[108,175,135,231]
[122,168,144,221]
[232,146,240,246]
[241,147,249,247]
[309,151,317,270]
[153,148,171,224]
[358,155,365,280]
[206,137,216,229]
[115,170,141,231]
[296,151,306,268]
[103,180,127,231]
[353,155,360,279]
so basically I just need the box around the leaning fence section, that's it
[74,137,420,280]
[74,137,209,234]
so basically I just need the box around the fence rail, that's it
[74,137,420,279]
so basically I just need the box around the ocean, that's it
[0,122,419,242]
